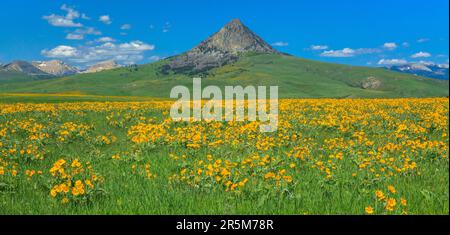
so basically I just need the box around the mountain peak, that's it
[163,19,280,74]
[222,18,245,30]
[83,60,120,73]
[3,60,49,76]
[229,18,242,24]
[200,19,279,55]
[32,60,79,76]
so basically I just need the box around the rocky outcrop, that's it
[361,76,382,89]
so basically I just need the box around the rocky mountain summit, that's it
[384,62,449,80]
[32,60,79,76]
[83,60,120,73]
[163,19,281,74]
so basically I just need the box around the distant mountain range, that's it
[383,62,449,80]
[0,19,448,98]
[0,59,121,79]
[2,60,51,76]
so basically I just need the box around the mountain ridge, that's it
[2,60,50,76]
[384,62,449,80]
[0,59,121,78]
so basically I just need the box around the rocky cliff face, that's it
[32,60,79,76]
[163,19,280,74]
[83,60,120,73]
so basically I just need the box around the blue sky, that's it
[0,0,448,68]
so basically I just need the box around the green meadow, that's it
[1,54,448,98]
[0,95,448,214]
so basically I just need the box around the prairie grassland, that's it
[0,97,448,214]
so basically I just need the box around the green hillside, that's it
[0,71,37,83]
[0,70,55,84]
[0,54,448,98]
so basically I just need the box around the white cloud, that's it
[321,48,355,57]
[43,5,99,41]
[417,38,429,43]
[402,42,410,47]
[107,54,144,64]
[382,42,397,50]
[99,15,112,24]
[415,60,435,65]
[310,45,328,50]
[119,41,155,51]
[43,4,83,27]
[271,41,289,47]
[96,37,115,43]
[410,60,449,69]
[121,24,131,30]
[64,27,101,41]
[61,4,79,19]
[320,47,379,57]
[438,63,449,69]
[66,33,84,40]
[81,13,90,20]
[74,27,102,36]
[162,22,171,33]
[411,51,431,58]
[41,45,79,58]
[377,59,408,65]
[149,25,155,30]
[317,42,403,57]
[149,55,163,62]
[41,41,155,65]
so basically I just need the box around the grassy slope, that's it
[1,54,448,98]
[0,71,36,83]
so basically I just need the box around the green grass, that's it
[0,71,37,83]
[0,93,163,103]
[1,54,448,98]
